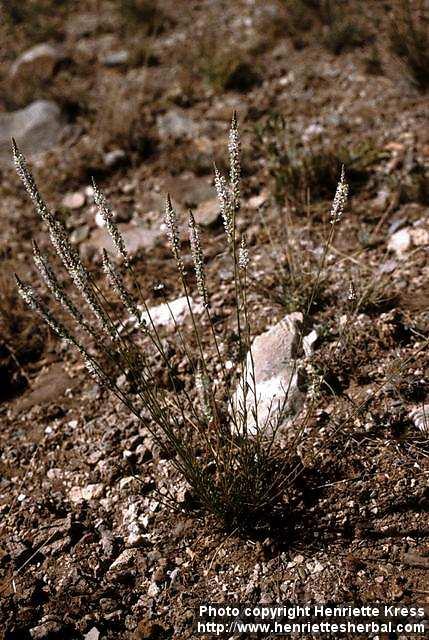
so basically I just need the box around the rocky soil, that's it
[0,1,428,638]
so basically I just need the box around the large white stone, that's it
[233,312,305,436]
[387,227,411,257]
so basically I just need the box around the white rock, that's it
[127,530,144,547]
[303,329,318,357]
[233,312,305,436]
[302,123,324,143]
[149,296,203,327]
[169,567,180,584]
[119,476,135,490]
[387,227,411,257]
[122,296,203,333]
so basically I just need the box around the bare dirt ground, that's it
[0,1,428,638]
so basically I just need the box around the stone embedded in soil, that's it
[194,198,220,226]
[107,549,139,574]
[0,100,63,163]
[387,227,411,257]
[233,312,305,436]
[10,43,61,82]
[122,501,146,547]
[65,13,101,37]
[157,109,200,140]
[62,191,86,210]
[387,225,428,257]
[70,224,90,244]
[19,363,76,410]
[388,217,407,235]
[100,50,129,66]
[124,296,203,332]
[85,223,162,256]
[69,487,83,504]
[159,174,213,210]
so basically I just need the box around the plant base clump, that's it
[14,115,316,529]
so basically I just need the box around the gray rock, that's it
[10,43,61,81]
[0,100,63,163]
[157,109,199,140]
[233,313,305,436]
[194,198,219,226]
[19,363,77,410]
[86,223,162,256]
[160,174,213,209]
